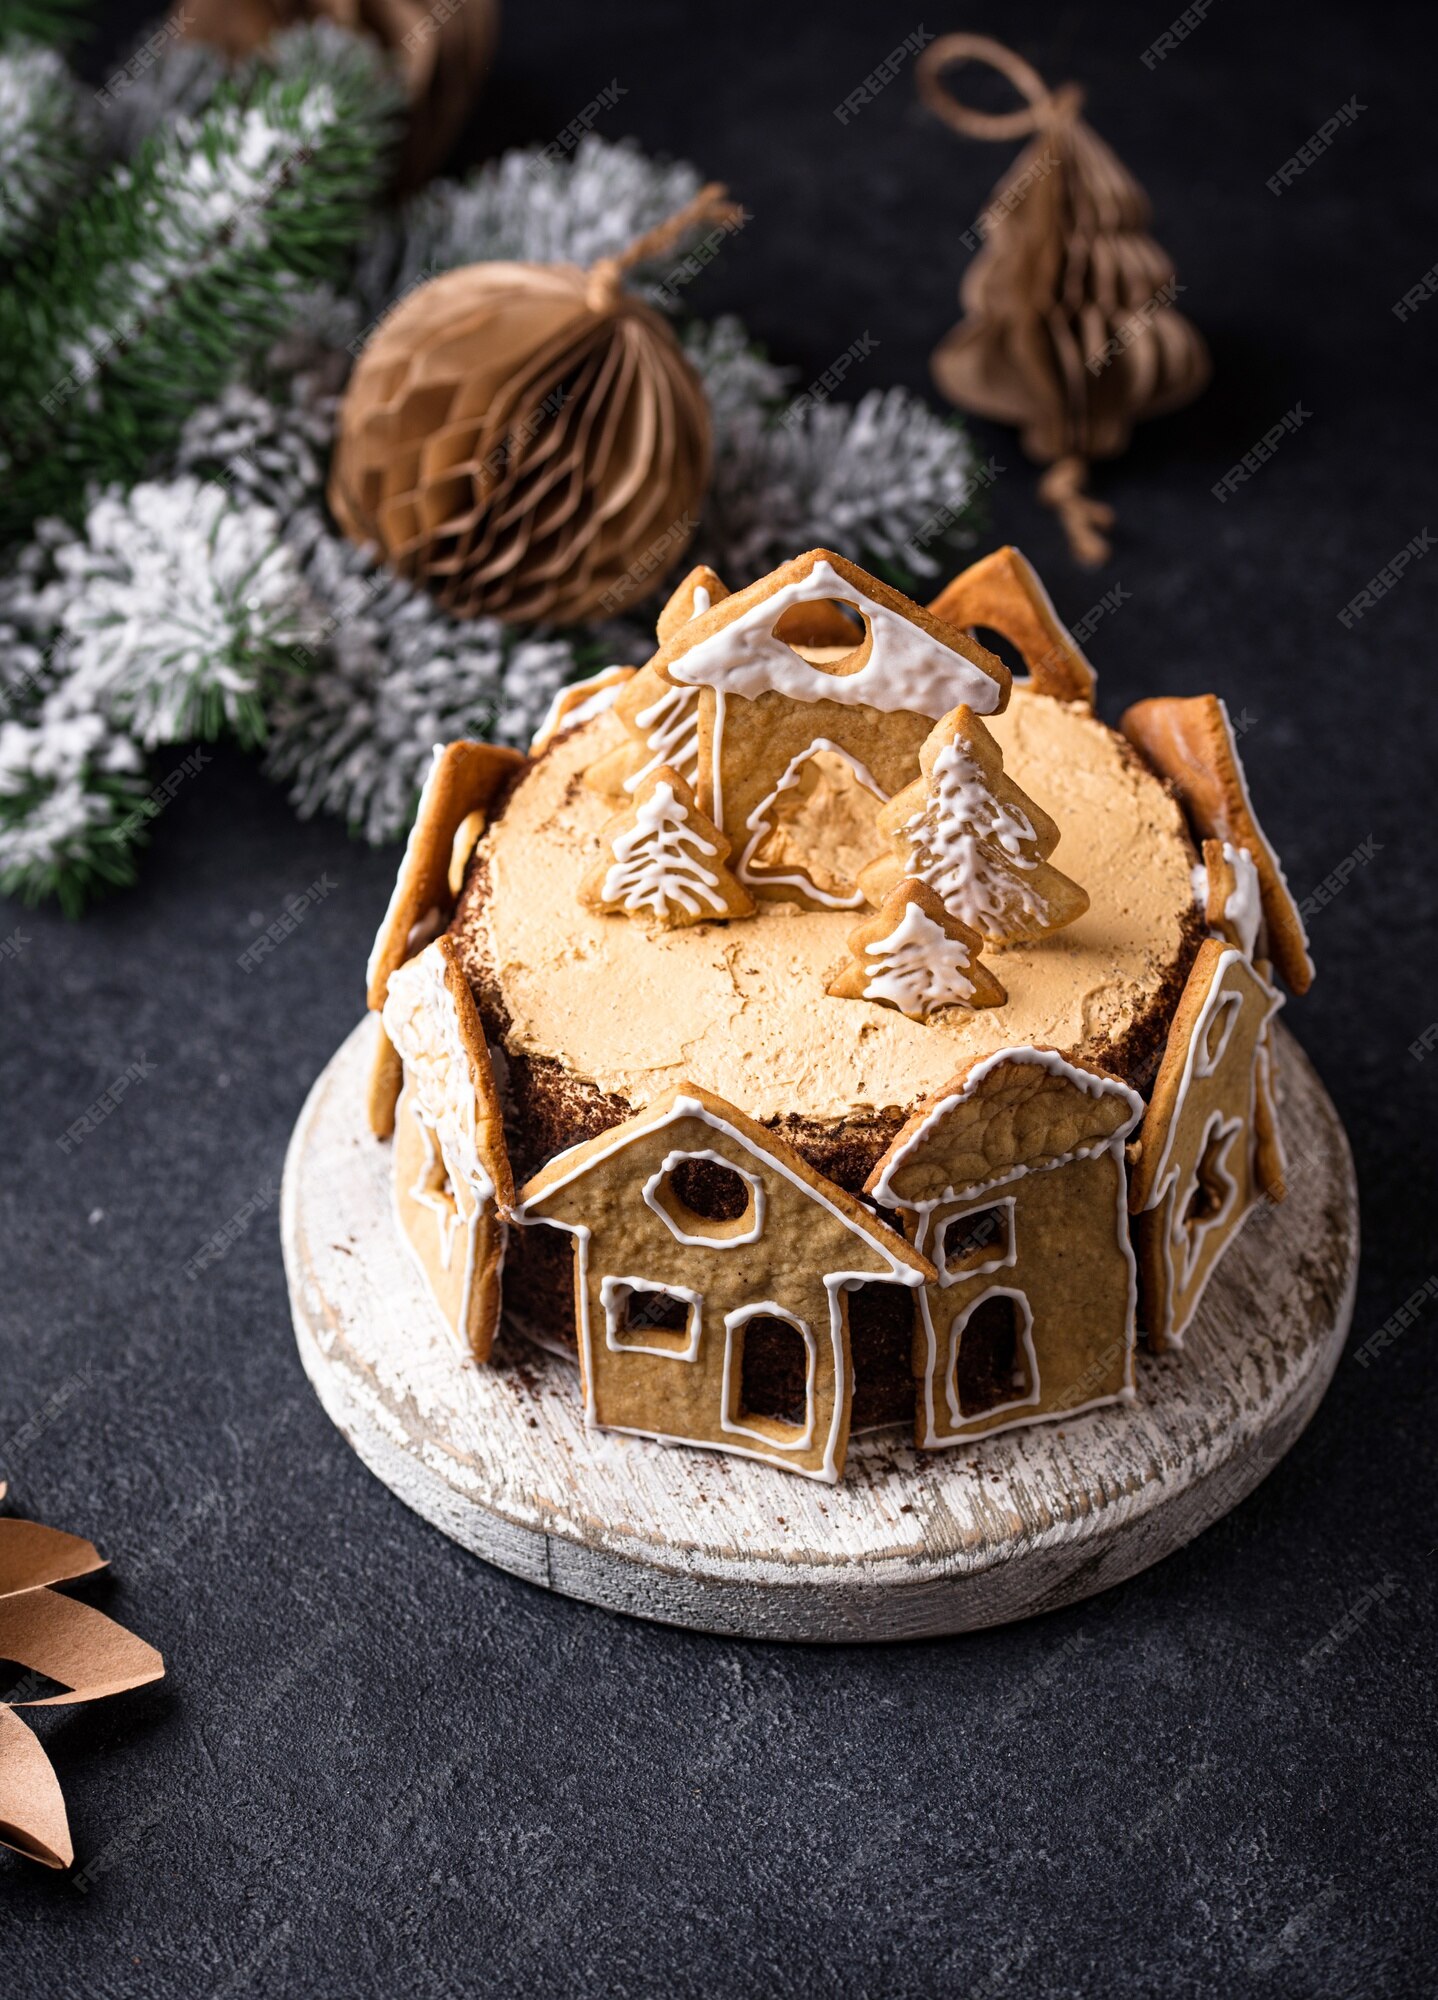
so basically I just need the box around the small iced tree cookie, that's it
[364,738,525,1137]
[1128,938,1283,1349]
[513,1082,933,1481]
[583,566,731,797]
[866,1046,1143,1449]
[928,545,1096,706]
[827,880,1008,1019]
[381,936,515,1362]
[582,766,754,928]
[859,704,1089,943]
[1121,693,1314,994]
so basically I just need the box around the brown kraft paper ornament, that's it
[173,0,499,188]
[916,34,1210,565]
[328,187,739,626]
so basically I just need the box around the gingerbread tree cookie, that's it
[859,705,1088,943]
[582,766,754,928]
[827,880,1007,1020]
[583,566,731,798]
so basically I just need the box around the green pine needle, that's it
[0,27,402,542]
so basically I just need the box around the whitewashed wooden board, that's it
[283,1017,1357,1643]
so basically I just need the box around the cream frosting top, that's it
[457,689,1197,1126]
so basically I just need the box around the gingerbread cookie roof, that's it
[867,1046,1145,1213]
[651,549,1012,719]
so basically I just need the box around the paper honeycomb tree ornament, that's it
[582,765,754,929]
[859,704,1089,945]
[827,879,1007,1019]
[173,0,499,188]
[916,34,1210,565]
[328,186,737,626]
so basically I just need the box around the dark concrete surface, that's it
[3,3,1435,1994]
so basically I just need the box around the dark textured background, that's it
[4,3,1435,1995]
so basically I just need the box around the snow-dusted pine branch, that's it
[0,38,94,260]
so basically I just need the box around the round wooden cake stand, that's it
[283,1018,1357,1644]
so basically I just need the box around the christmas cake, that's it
[363,545,1311,1481]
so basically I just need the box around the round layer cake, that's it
[450,684,1202,1424]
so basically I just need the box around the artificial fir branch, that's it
[0,38,95,261]
[0,25,402,541]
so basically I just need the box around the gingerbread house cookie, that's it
[1128,939,1283,1348]
[928,545,1096,705]
[1122,693,1314,994]
[515,1084,931,1481]
[867,1048,1143,1447]
[381,936,515,1361]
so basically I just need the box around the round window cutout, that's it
[771,598,868,675]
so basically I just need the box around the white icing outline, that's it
[641,1149,766,1247]
[599,1276,703,1361]
[942,1284,1040,1433]
[623,679,702,794]
[737,737,888,908]
[528,665,632,757]
[720,1302,817,1452]
[861,895,981,1015]
[933,1194,1017,1287]
[515,1095,925,1484]
[665,557,1006,719]
[1168,1111,1242,1296]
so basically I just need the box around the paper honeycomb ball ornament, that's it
[328,189,737,626]
[917,35,1210,565]
[174,0,499,187]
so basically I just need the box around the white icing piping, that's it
[517,1095,925,1280]
[529,665,632,756]
[665,557,1006,718]
[736,737,888,908]
[1136,948,1281,1214]
[900,735,1049,936]
[599,1276,703,1361]
[623,680,701,793]
[913,1141,1137,1449]
[861,896,980,1014]
[941,1284,1041,1434]
[933,1193,1018,1288]
[641,1148,766,1247]
[719,1303,819,1453]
